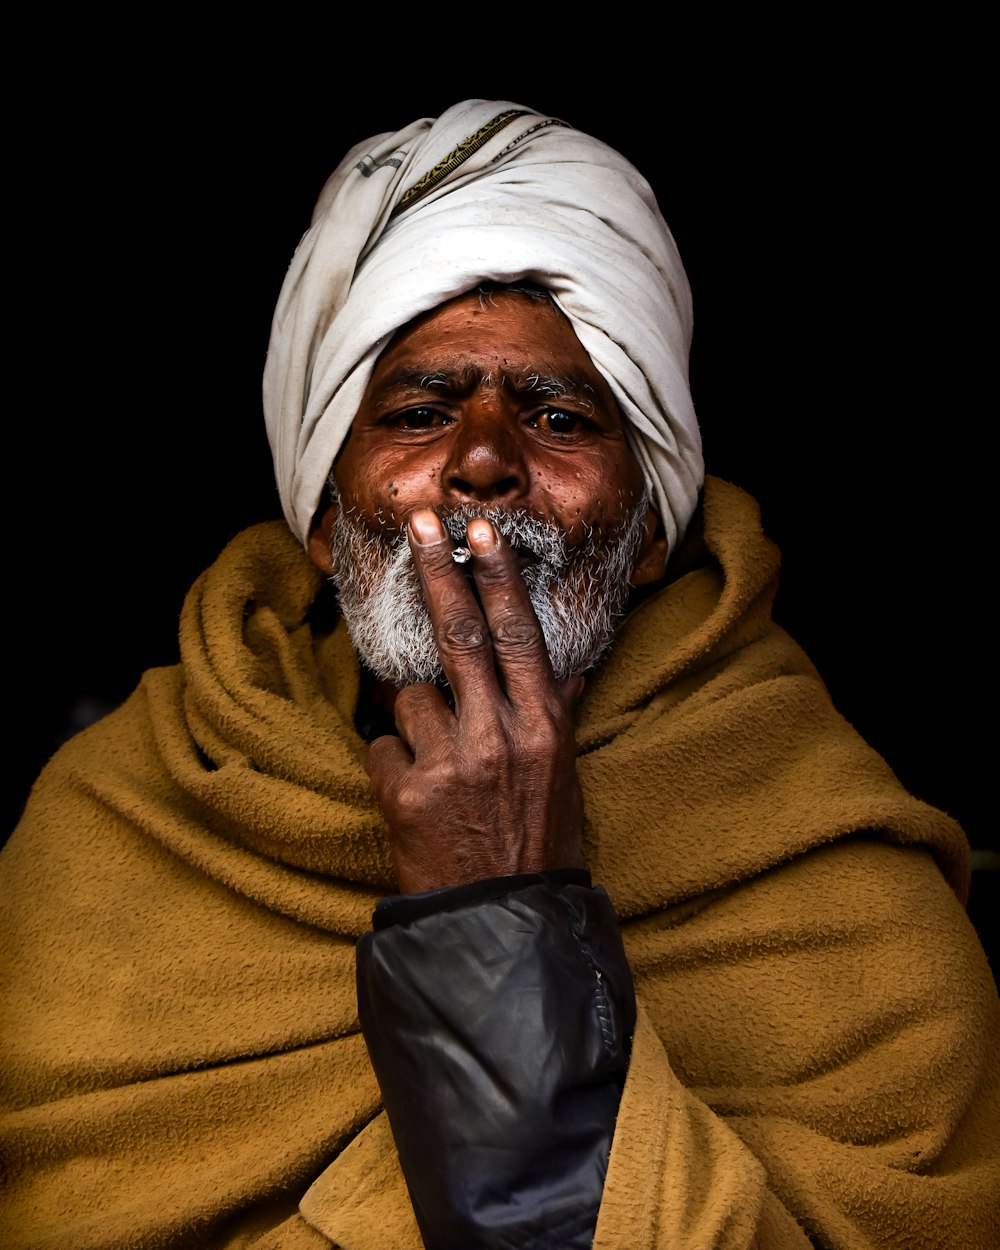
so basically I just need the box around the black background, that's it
[10,48,993,951]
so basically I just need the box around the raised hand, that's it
[366,508,585,894]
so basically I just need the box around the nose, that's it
[442,405,529,505]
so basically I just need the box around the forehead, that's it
[364,289,617,404]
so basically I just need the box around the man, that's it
[2,100,997,1249]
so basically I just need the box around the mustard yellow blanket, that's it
[2,478,996,1248]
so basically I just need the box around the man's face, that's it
[310,290,665,683]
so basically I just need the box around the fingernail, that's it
[466,519,497,553]
[408,509,445,545]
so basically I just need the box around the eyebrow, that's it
[372,364,598,409]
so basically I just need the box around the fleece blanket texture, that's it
[2,477,997,1249]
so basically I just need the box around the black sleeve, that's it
[356,871,637,1250]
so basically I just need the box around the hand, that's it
[366,509,586,894]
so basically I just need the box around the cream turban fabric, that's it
[263,99,703,553]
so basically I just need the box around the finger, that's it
[407,509,499,703]
[365,733,412,777]
[365,732,413,804]
[465,518,560,706]
[392,682,455,759]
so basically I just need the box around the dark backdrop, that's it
[10,59,992,947]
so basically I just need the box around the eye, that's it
[530,408,589,436]
[390,407,454,430]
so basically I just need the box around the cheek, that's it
[535,453,645,532]
[335,448,447,519]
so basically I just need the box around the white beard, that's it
[326,492,649,686]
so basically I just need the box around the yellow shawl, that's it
[2,478,996,1248]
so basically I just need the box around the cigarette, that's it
[451,546,472,564]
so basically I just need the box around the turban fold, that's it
[263,99,703,552]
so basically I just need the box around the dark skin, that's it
[308,292,668,893]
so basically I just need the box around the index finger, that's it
[406,509,499,704]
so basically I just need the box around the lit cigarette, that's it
[451,546,472,564]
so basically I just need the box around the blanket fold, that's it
[2,477,994,1249]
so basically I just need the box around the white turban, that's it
[263,99,703,553]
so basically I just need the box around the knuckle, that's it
[366,733,401,767]
[470,553,512,588]
[475,733,507,772]
[520,708,570,753]
[492,615,542,650]
[544,693,575,727]
[441,616,488,652]
[394,682,435,712]
[420,550,463,582]
[394,778,426,813]
[411,533,467,577]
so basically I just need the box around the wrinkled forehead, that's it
[343,287,630,438]
[367,283,572,378]
[368,285,606,385]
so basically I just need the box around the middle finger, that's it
[464,517,558,707]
